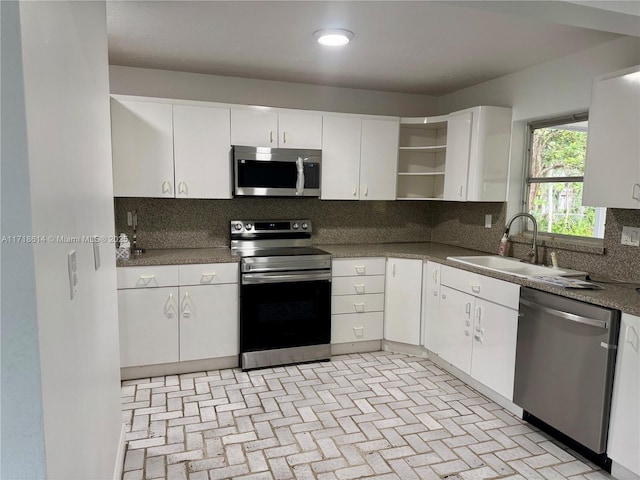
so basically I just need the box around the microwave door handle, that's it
[296,157,305,196]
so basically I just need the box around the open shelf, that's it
[397,118,449,199]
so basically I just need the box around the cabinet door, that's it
[443,112,472,201]
[118,287,179,367]
[438,285,473,374]
[360,118,399,200]
[173,105,232,199]
[384,258,422,345]
[278,112,323,149]
[470,298,518,400]
[608,313,640,475]
[111,99,175,198]
[230,109,278,147]
[421,261,440,353]
[179,284,239,362]
[321,116,362,200]
[583,66,640,209]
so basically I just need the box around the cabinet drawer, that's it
[332,275,385,296]
[332,258,386,277]
[179,263,238,286]
[117,265,179,289]
[331,312,383,343]
[441,265,519,309]
[332,293,384,314]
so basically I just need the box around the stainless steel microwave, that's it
[233,146,321,197]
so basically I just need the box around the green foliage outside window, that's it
[527,122,604,238]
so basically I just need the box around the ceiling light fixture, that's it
[314,29,354,47]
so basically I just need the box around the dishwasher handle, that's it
[519,297,609,329]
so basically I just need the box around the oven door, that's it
[240,271,331,354]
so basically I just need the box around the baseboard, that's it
[381,339,424,357]
[113,423,126,480]
[425,349,523,418]
[120,355,239,380]
[331,340,381,355]
[612,461,640,480]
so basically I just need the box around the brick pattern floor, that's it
[121,351,612,480]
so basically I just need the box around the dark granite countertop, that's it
[116,247,239,266]
[116,242,640,316]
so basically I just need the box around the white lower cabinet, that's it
[384,258,423,345]
[331,258,386,344]
[421,261,441,352]
[439,265,520,400]
[117,263,239,368]
[608,312,640,477]
[118,287,180,367]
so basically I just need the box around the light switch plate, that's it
[485,214,492,228]
[127,211,133,226]
[621,226,640,246]
[93,239,101,270]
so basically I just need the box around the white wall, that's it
[438,35,640,222]
[1,1,47,477]
[109,65,440,117]
[2,2,123,478]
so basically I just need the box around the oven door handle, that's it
[243,271,331,285]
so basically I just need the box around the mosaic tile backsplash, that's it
[114,198,640,282]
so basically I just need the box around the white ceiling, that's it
[106,1,639,95]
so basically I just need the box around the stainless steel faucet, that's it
[505,213,538,264]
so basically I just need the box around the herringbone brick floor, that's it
[121,351,612,480]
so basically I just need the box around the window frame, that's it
[522,112,605,244]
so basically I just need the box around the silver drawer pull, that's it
[354,303,365,313]
[354,265,366,274]
[353,326,364,337]
[354,284,366,293]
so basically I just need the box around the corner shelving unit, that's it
[396,116,449,200]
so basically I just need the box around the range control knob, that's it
[245,223,253,231]
[301,222,309,230]
[234,223,243,231]
[292,222,299,229]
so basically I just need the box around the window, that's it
[525,114,606,240]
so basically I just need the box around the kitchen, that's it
[2,2,639,480]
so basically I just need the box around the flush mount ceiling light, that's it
[314,29,354,47]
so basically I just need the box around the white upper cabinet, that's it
[583,66,640,209]
[111,99,175,198]
[443,112,473,200]
[360,118,399,200]
[278,112,323,149]
[322,115,399,200]
[321,116,362,200]
[230,109,322,149]
[397,106,511,202]
[111,98,232,199]
[173,105,232,199]
[230,109,279,147]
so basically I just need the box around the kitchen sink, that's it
[446,255,587,279]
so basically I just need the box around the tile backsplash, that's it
[114,197,640,282]
[114,197,434,248]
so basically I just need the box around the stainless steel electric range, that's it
[231,220,331,371]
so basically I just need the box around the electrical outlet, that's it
[621,226,640,246]
[485,214,492,228]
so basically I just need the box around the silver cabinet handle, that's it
[354,284,365,294]
[465,302,471,317]
[519,298,609,329]
[354,302,365,313]
[354,265,366,274]
[283,131,287,144]
[474,333,483,344]
[162,180,172,194]
[625,325,639,350]
[270,130,274,144]
[471,284,481,294]
[178,181,188,195]
[353,326,364,337]
[352,184,357,197]
[363,184,369,197]
[633,183,640,201]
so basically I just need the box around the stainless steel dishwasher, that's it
[514,287,620,470]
